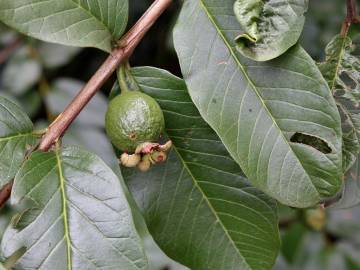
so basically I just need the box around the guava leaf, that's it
[318,35,360,208]
[0,96,36,189]
[0,0,128,52]
[1,146,148,270]
[319,35,360,172]
[173,0,343,208]
[233,0,308,61]
[123,67,280,270]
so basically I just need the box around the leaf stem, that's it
[0,0,173,208]
[341,0,359,36]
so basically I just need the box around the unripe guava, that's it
[105,91,165,152]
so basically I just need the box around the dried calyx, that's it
[120,141,172,171]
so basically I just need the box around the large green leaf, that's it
[0,96,36,189]
[173,0,343,208]
[233,0,308,61]
[1,146,148,270]
[123,67,280,270]
[0,0,128,52]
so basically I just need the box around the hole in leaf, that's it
[290,133,332,154]
[12,208,41,230]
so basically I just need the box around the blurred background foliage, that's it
[0,0,359,269]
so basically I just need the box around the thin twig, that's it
[0,37,22,65]
[341,0,359,36]
[0,0,172,208]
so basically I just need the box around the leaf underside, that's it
[123,67,280,270]
[319,35,360,208]
[0,96,36,189]
[173,0,343,208]
[233,0,308,61]
[1,146,148,270]
[0,0,128,52]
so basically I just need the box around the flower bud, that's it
[120,153,141,167]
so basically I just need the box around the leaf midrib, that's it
[172,146,251,270]
[198,0,319,196]
[329,36,348,92]
[55,148,72,269]
[0,133,33,142]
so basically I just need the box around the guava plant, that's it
[0,0,359,269]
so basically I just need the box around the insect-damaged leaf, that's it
[1,146,148,270]
[319,35,360,208]
[173,0,343,208]
[0,0,128,52]
[319,35,360,103]
[122,67,280,270]
[319,35,360,172]
[0,96,36,189]
[233,0,308,61]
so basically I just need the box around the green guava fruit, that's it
[105,91,165,152]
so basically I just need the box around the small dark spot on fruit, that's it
[129,132,137,140]
[249,109,253,112]
[212,98,217,104]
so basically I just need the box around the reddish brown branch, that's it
[341,0,359,36]
[0,37,22,65]
[0,0,172,208]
